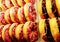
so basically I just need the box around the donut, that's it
[0,0,8,11]
[15,24,23,41]
[55,0,60,16]
[17,0,25,6]
[37,0,45,19]
[0,12,7,25]
[39,19,55,42]
[24,3,36,22]
[2,24,11,42]
[10,6,19,23]
[9,23,18,40]
[23,21,38,42]
[24,0,35,4]
[17,7,26,23]
[46,0,55,18]
[4,9,12,24]
[5,0,13,8]
[49,18,59,42]
[11,0,18,6]
[39,19,46,38]
[0,25,4,40]
[37,0,49,19]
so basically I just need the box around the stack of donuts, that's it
[37,0,60,42]
[0,0,60,42]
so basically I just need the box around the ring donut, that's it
[46,0,55,18]
[0,12,7,25]
[11,0,18,6]
[15,24,23,40]
[5,0,13,8]
[39,19,55,42]
[0,0,8,11]
[17,0,25,6]
[4,9,12,24]
[23,21,38,42]
[24,3,36,22]
[2,24,11,42]
[17,7,26,23]
[49,18,59,42]
[9,23,18,40]
[37,0,45,19]
[39,19,46,38]
[10,6,19,23]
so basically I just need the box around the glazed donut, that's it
[17,0,25,6]
[23,21,38,42]
[0,25,4,40]
[2,24,11,42]
[11,0,18,6]
[9,23,18,40]
[24,0,35,4]
[10,6,19,23]
[4,9,12,24]
[55,0,60,16]
[46,0,55,18]
[0,12,7,25]
[49,18,59,42]
[17,7,26,23]
[0,0,8,11]
[24,3,36,22]
[15,24,23,41]
[5,0,13,8]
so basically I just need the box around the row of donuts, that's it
[0,17,60,42]
[37,0,60,19]
[0,0,35,11]
[0,21,38,42]
[39,17,60,42]
[0,3,37,25]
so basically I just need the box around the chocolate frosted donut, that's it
[46,0,55,18]
[51,0,58,17]
[37,0,49,19]
[39,19,55,42]
[37,0,45,19]
[49,18,59,42]
[55,0,60,16]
